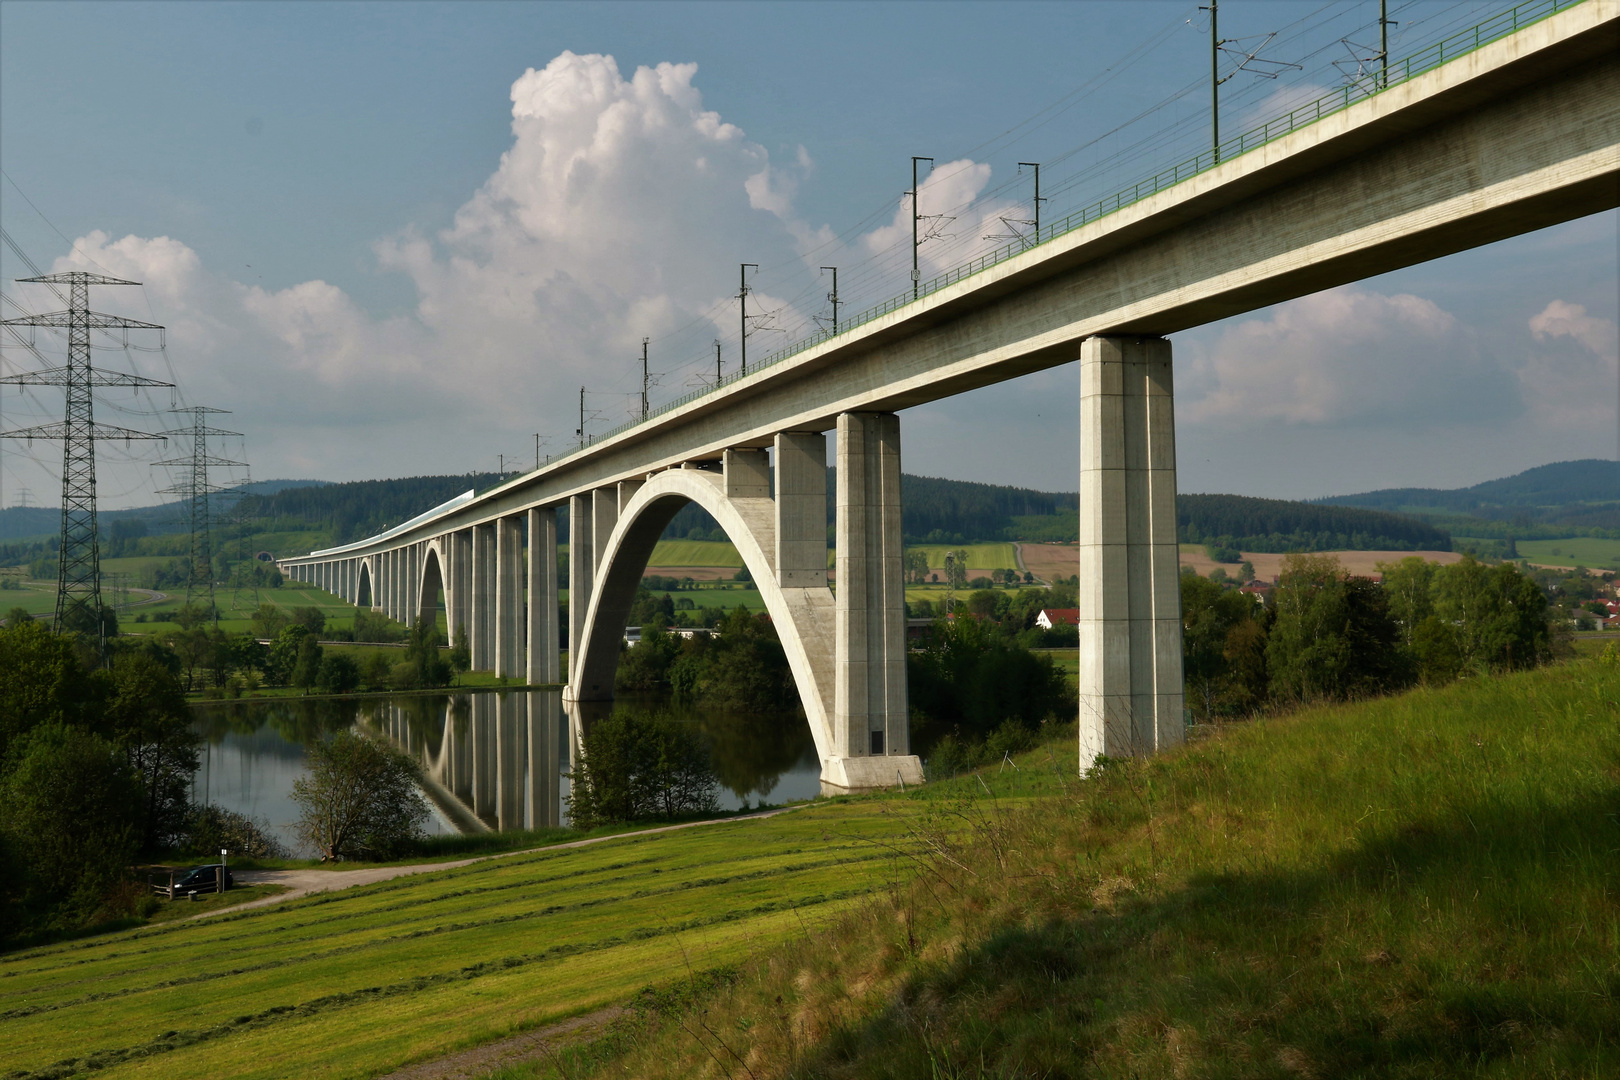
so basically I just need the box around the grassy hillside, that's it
[0,801,921,1080]
[559,656,1620,1078]
[5,658,1615,1077]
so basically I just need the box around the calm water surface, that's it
[192,690,821,855]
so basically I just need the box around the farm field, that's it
[909,543,1021,579]
[1513,537,1620,571]
[0,795,965,1080]
[1178,545,1465,580]
[645,539,742,567]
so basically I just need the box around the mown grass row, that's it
[0,800,931,1080]
[538,657,1620,1079]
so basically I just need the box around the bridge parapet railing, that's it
[544,0,1589,468]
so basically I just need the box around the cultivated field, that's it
[908,543,1021,580]
[1513,537,1620,572]
[645,540,742,567]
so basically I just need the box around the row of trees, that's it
[0,618,274,941]
[1182,553,1552,721]
[616,607,797,713]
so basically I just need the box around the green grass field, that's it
[122,584,378,638]
[0,801,931,1080]
[644,539,742,567]
[1513,537,1620,571]
[6,658,1618,1077]
[573,657,1620,1079]
[908,542,1020,574]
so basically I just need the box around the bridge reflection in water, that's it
[366,691,822,833]
[368,690,568,833]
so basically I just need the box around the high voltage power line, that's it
[0,272,172,657]
[156,405,247,621]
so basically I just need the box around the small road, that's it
[208,806,802,918]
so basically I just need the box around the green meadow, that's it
[644,539,742,567]
[572,655,1620,1079]
[0,800,930,1080]
[1512,537,1620,571]
[907,542,1021,574]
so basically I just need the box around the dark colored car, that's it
[175,864,234,894]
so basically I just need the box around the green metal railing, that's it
[550,0,1587,466]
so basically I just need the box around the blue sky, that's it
[1,0,1615,509]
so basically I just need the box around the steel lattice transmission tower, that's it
[157,406,246,619]
[0,272,171,652]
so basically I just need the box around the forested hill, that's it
[1316,459,1620,531]
[1,470,1447,555]
[900,474,1076,542]
[236,474,503,545]
[1178,494,1450,552]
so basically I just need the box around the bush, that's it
[908,616,1073,750]
[290,731,429,860]
[186,804,288,860]
[0,723,142,920]
[316,653,360,694]
[1267,554,1411,702]
[567,710,719,829]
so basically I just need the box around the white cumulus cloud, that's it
[1179,285,1519,427]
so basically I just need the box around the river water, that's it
[191,690,821,855]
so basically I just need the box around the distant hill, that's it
[236,474,503,546]
[2,468,1464,560]
[0,478,333,542]
[1178,493,1449,552]
[1317,459,1620,537]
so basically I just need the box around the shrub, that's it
[316,653,360,694]
[567,710,719,828]
[290,731,429,861]
[187,804,288,860]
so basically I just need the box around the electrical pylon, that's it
[0,272,172,655]
[156,406,246,621]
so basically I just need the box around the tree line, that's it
[0,618,286,944]
[235,473,504,546]
[1180,553,1552,722]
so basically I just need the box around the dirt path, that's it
[376,1006,626,1080]
[203,806,803,919]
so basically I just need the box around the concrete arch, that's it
[418,540,447,627]
[356,558,374,609]
[573,468,838,765]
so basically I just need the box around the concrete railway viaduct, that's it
[280,0,1619,789]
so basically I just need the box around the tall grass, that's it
[554,657,1620,1078]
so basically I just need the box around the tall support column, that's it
[566,494,593,691]
[384,551,397,620]
[453,531,472,643]
[775,432,827,587]
[495,516,523,678]
[591,487,618,586]
[470,524,493,670]
[1078,335,1184,767]
[406,545,420,628]
[527,507,560,685]
[831,412,920,789]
